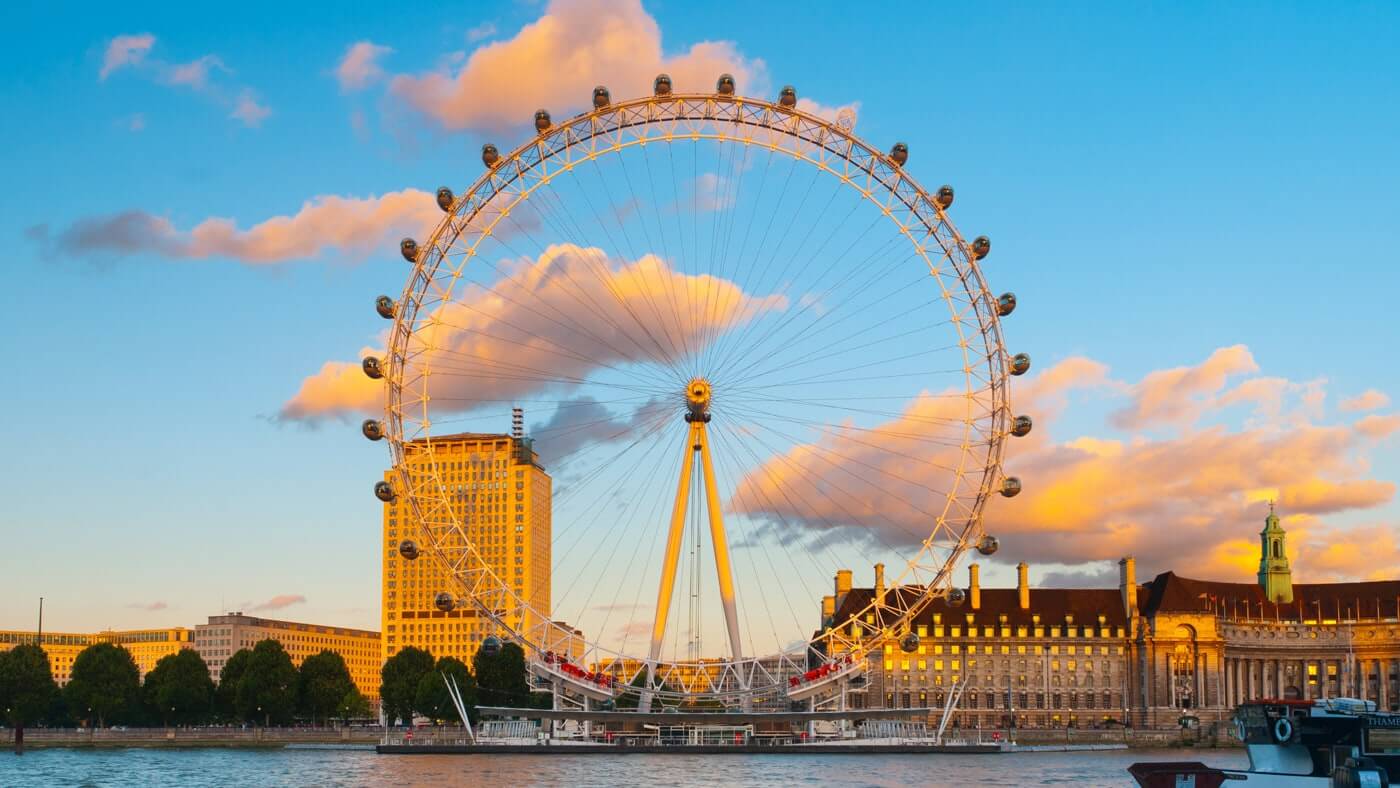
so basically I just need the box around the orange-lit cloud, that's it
[251,594,307,612]
[47,189,440,264]
[1357,413,1400,439]
[1340,389,1390,413]
[388,0,769,132]
[729,346,1397,584]
[280,243,787,421]
[230,89,271,127]
[336,41,393,92]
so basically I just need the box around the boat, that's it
[1128,698,1399,787]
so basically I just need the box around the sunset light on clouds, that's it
[3,0,1397,636]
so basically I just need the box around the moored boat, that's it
[1128,698,1398,786]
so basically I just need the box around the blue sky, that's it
[1,1,1397,644]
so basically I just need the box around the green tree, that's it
[472,642,532,709]
[615,669,674,710]
[336,687,372,724]
[217,648,252,721]
[298,650,354,725]
[64,642,141,727]
[414,656,476,723]
[380,646,434,726]
[143,649,214,725]
[234,639,297,726]
[0,644,60,754]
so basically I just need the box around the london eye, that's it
[362,75,1029,712]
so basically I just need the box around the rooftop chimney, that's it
[874,562,886,600]
[512,407,524,439]
[1119,556,1138,628]
[969,563,982,610]
[822,595,835,626]
[1017,562,1030,610]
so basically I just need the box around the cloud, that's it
[336,41,393,92]
[388,0,768,132]
[1356,413,1400,439]
[97,36,268,127]
[280,243,787,421]
[727,346,1397,583]
[45,189,441,264]
[165,54,227,90]
[1110,344,1258,429]
[1039,565,1119,589]
[125,600,168,611]
[230,89,271,127]
[795,98,860,128]
[252,594,307,612]
[100,33,155,80]
[127,113,146,132]
[530,396,669,460]
[1341,389,1390,413]
[466,22,498,43]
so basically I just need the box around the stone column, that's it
[1361,659,1370,702]
[1381,659,1390,709]
[1247,658,1256,700]
[1276,660,1284,700]
[1225,658,1234,706]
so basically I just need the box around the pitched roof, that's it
[827,583,1129,631]
[1141,571,1400,621]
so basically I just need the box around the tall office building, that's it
[382,427,552,666]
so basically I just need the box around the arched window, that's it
[1272,540,1282,559]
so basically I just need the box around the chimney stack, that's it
[512,407,524,439]
[969,563,982,610]
[1017,562,1030,610]
[1119,556,1138,628]
[874,563,886,600]
[822,595,835,626]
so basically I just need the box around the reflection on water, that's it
[0,748,1249,787]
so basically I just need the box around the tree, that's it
[64,642,141,727]
[473,642,532,709]
[0,644,59,754]
[143,649,214,725]
[298,650,354,725]
[336,688,372,725]
[414,656,476,724]
[217,648,252,721]
[380,646,434,726]
[234,639,297,726]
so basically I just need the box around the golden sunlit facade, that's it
[193,613,381,700]
[382,431,551,666]
[0,628,193,685]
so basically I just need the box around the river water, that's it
[1,748,1249,787]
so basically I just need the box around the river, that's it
[1,747,1250,787]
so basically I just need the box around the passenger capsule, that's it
[436,187,454,212]
[362,356,384,380]
[900,632,920,653]
[362,419,385,441]
[593,86,610,109]
[1000,477,1023,498]
[400,237,419,263]
[936,185,955,209]
[374,481,396,502]
[1010,353,1031,376]
[434,592,455,612]
[481,143,500,167]
[716,73,735,95]
[947,588,968,607]
[398,540,420,561]
[890,142,909,166]
[778,85,797,107]
[971,236,991,260]
[653,73,673,96]
[996,292,1017,317]
[480,635,502,657]
[375,295,395,319]
[534,109,552,133]
[1011,415,1033,437]
[977,535,1000,556]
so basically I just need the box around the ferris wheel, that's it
[361,74,1031,711]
